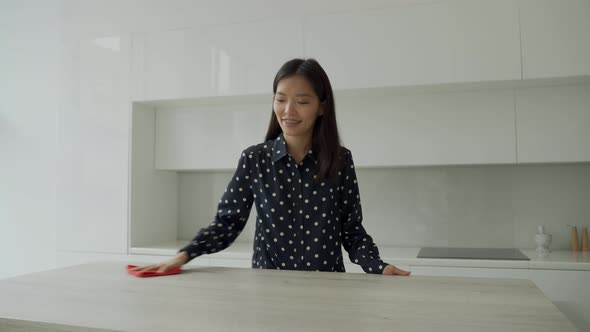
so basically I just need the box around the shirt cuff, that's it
[178,241,205,262]
[362,259,387,274]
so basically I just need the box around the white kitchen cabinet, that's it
[304,0,521,90]
[515,84,590,163]
[57,36,130,254]
[142,79,590,170]
[337,89,517,167]
[519,0,590,79]
[132,18,303,101]
[149,88,517,170]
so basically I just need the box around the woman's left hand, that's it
[382,264,411,276]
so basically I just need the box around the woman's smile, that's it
[282,118,302,127]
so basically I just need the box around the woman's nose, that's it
[284,101,295,115]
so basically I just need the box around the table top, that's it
[0,261,577,332]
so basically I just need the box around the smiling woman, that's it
[266,59,337,180]
[131,58,410,277]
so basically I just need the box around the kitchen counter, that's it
[191,242,590,271]
[0,261,577,332]
[380,247,590,271]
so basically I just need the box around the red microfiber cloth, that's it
[126,265,182,278]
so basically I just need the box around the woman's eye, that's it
[274,100,309,105]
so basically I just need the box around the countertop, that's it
[381,247,590,271]
[0,261,577,332]
[190,242,590,271]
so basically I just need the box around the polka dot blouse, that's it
[179,132,388,274]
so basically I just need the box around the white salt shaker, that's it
[535,225,552,256]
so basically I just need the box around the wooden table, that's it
[0,261,577,332]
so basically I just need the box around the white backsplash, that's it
[178,163,590,250]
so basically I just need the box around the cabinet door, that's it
[132,19,303,101]
[57,36,130,253]
[337,90,517,167]
[515,84,590,163]
[519,0,590,79]
[304,0,521,90]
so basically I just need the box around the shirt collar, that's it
[271,132,316,163]
[271,133,288,162]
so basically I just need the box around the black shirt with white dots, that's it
[179,132,387,274]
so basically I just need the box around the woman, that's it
[132,58,410,276]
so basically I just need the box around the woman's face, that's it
[273,75,323,138]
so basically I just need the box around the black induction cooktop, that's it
[417,247,530,260]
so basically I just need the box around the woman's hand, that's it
[129,252,189,273]
[382,264,411,276]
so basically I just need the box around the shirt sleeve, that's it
[179,149,254,262]
[339,149,388,274]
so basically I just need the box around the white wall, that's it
[0,0,63,279]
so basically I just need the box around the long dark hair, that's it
[265,58,344,181]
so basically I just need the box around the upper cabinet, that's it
[519,0,590,79]
[337,90,517,167]
[130,0,590,101]
[126,1,590,170]
[515,84,590,163]
[303,0,522,90]
[147,88,517,170]
[132,19,304,101]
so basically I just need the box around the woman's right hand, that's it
[129,251,189,273]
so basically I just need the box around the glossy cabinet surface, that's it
[304,0,522,90]
[132,19,303,101]
[57,36,130,253]
[519,0,590,79]
[516,84,590,163]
